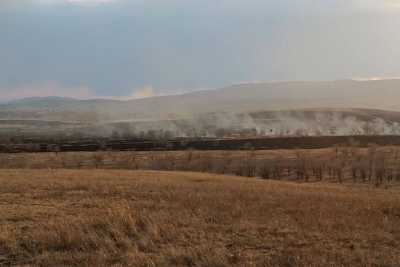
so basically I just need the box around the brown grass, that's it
[0,169,399,266]
[2,146,400,186]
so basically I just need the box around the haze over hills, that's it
[1,79,400,138]
[1,79,400,122]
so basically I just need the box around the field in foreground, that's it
[0,170,399,266]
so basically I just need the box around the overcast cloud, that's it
[0,0,399,100]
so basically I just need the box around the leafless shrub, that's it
[310,158,325,181]
[57,153,69,169]
[350,150,364,183]
[235,151,257,177]
[374,151,386,186]
[386,167,394,183]
[258,160,271,179]
[93,153,105,168]
[215,151,233,174]
[326,148,346,183]
[365,144,378,183]
[5,143,400,186]
[197,155,215,173]
[395,167,400,182]
[186,149,194,162]
[128,153,139,170]
[295,151,309,181]
[149,153,177,171]
[394,148,400,160]
[272,156,285,179]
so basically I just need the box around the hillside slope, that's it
[1,79,400,122]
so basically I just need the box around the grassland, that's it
[3,146,400,186]
[0,169,399,266]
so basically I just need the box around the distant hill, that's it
[1,79,400,122]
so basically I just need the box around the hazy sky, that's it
[1,0,400,100]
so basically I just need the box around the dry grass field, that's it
[2,146,400,186]
[0,169,399,266]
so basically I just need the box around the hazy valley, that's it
[2,79,400,139]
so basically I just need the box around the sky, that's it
[0,0,400,100]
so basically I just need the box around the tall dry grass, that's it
[0,170,399,266]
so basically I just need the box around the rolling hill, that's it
[1,79,400,138]
[1,79,400,122]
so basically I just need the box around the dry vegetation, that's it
[0,169,399,266]
[3,145,400,186]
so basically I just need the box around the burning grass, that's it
[0,169,399,266]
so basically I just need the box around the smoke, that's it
[3,108,400,139]
[87,110,400,138]
[248,111,400,137]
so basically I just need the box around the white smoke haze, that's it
[252,112,400,137]
[1,105,400,139]
[3,79,400,139]
[89,110,400,139]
